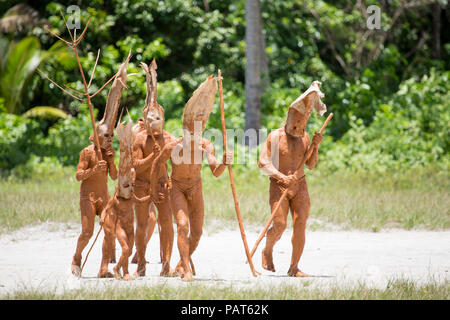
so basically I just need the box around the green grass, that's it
[2,279,448,300]
[0,165,449,234]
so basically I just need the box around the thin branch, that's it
[63,83,87,96]
[89,72,119,98]
[307,6,351,77]
[74,18,91,46]
[45,25,73,48]
[37,68,84,101]
[59,9,74,42]
[88,49,101,88]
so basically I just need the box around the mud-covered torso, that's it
[273,128,309,177]
[170,138,206,182]
[115,196,134,216]
[80,145,109,197]
[135,130,171,183]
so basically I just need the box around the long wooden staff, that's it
[218,70,259,277]
[248,113,333,261]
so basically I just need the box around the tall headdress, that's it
[182,75,218,134]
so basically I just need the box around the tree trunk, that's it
[432,2,441,60]
[245,0,264,136]
[258,6,269,90]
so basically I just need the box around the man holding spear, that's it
[36,12,132,276]
[257,81,329,277]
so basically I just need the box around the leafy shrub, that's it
[41,104,95,166]
[321,70,450,172]
[0,112,43,172]
[9,155,73,181]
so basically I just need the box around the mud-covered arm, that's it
[76,148,97,181]
[132,139,159,175]
[100,195,118,226]
[305,132,322,170]
[132,193,151,203]
[150,142,174,201]
[105,146,118,180]
[204,140,229,178]
[258,132,287,181]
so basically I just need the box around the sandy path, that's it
[0,222,449,295]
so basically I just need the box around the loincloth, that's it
[270,175,306,200]
[171,177,202,201]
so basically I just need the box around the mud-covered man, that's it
[258,81,326,277]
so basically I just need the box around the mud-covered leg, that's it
[71,199,96,276]
[262,184,290,272]
[131,202,156,264]
[98,210,115,278]
[288,186,310,277]
[187,187,204,276]
[156,201,175,276]
[133,187,150,277]
[114,221,134,280]
[172,187,192,281]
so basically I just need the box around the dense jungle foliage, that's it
[0,0,449,176]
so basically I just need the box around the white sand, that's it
[0,222,449,295]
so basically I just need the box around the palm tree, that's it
[0,35,71,115]
[245,0,268,136]
[0,3,72,116]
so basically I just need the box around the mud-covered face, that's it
[97,124,113,149]
[118,169,135,199]
[119,179,133,199]
[144,105,164,136]
[285,107,312,137]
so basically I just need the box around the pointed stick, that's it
[80,225,103,275]
[218,70,260,277]
[248,113,333,261]
[88,49,101,88]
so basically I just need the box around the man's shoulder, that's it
[83,144,95,153]
[166,137,182,149]
[267,127,285,139]
[133,130,147,144]
[162,130,176,141]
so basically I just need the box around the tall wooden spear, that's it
[218,70,259,277]
[38,12,130,275]
[247,112,333,261]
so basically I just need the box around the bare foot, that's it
[71,265,81,277]
[98,271,114,278]
[122,274,135,281]
[113,267,122,280]
[287,267,309,277]
[175,261,184,277]
[160,263,177,277]
[133,265,146,277]
[181,271,194,282]
[262,248,276,272]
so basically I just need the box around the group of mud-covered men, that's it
[70,57,326,282]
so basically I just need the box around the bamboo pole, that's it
[218,70,259,277]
